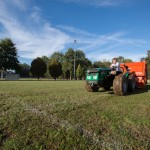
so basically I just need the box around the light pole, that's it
[74,40,77,80]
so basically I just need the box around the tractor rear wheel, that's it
[128,75,136,92]
[85,84,99,92]
[113,74,128,96]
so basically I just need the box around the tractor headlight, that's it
[93,76,97,79]
[87,76,91,79]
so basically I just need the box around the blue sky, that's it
[0,0,150,64]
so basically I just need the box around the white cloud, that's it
[11,0,27,10]
[60,0,131,7]
[57,25,96,37]
[58,25,147,61]
[0,0,70,59]
[0,0,148,62]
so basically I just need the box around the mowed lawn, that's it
[0,81,149,150]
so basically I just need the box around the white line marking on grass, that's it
[22,103,124,149]
[4,95,124,149]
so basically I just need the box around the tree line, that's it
[21,49,92,80]
[0,38,149,80]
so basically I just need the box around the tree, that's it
[116,56,133,63]
[50,52,64,63]
[49,49,91,80]
[63,49,92,79]
[0,38,19,78]
[30,57,47,80]
[76,64,84,80]
[50,52,65,79]
[145,55,150,79]
[140,50,150,79]
[141,57,145,62]
[117,56,124,63]
[41,56,50,78]
[147,50,150,58]
[75,50,92,73]
[49,59,62,80]
[124,58,133,63]
[93,60,111,68]
[62,61,72,79]
[93,61,105,68]
[41,56,49,65]
[63,48,74,79]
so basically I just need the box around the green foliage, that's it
[41,56,49,65]
[117,56,124,63]
[141,50,150,79]
[124,58,133,63]
[0,38,19,71]
[145,55,150,79]
[62,61,72,79]
[30,57,47,79]
[49,59,62,79]
[41,56,51,78]
[76,64,84,79]
[117,56,133,63]
[93,60,111,68]
[49,52,64,79]
[75,50,92,72]
[65,48,75,63]
[62,48,75,78]
[147,50,150,58]
[62,49,92,79]
[50,52,64,63]
[93,61,104,68]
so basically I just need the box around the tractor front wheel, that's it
[113,74,128,96]
[85,84,99,92]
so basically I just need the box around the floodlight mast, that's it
[74,40,77,80]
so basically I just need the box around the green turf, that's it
[0,81,150,149]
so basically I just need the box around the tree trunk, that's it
[1,70,3,79]
[70,70,72,80]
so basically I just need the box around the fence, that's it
[6,74,20,80]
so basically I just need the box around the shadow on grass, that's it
[98,84,150,95]
[0,79,74,81]
[98,88,114,94]
[0,128,11,147]
[131,84,150,95]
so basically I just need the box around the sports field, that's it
[0,81,149,149]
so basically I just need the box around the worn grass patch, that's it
[0,81,150,149]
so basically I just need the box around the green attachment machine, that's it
[85,67,136,96]
[86,68,111,86]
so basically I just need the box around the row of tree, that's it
[20,49,92,80]
[0,38,149,80]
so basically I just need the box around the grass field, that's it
[0,81,150,150]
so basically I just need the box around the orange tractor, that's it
[120,61,148,88]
